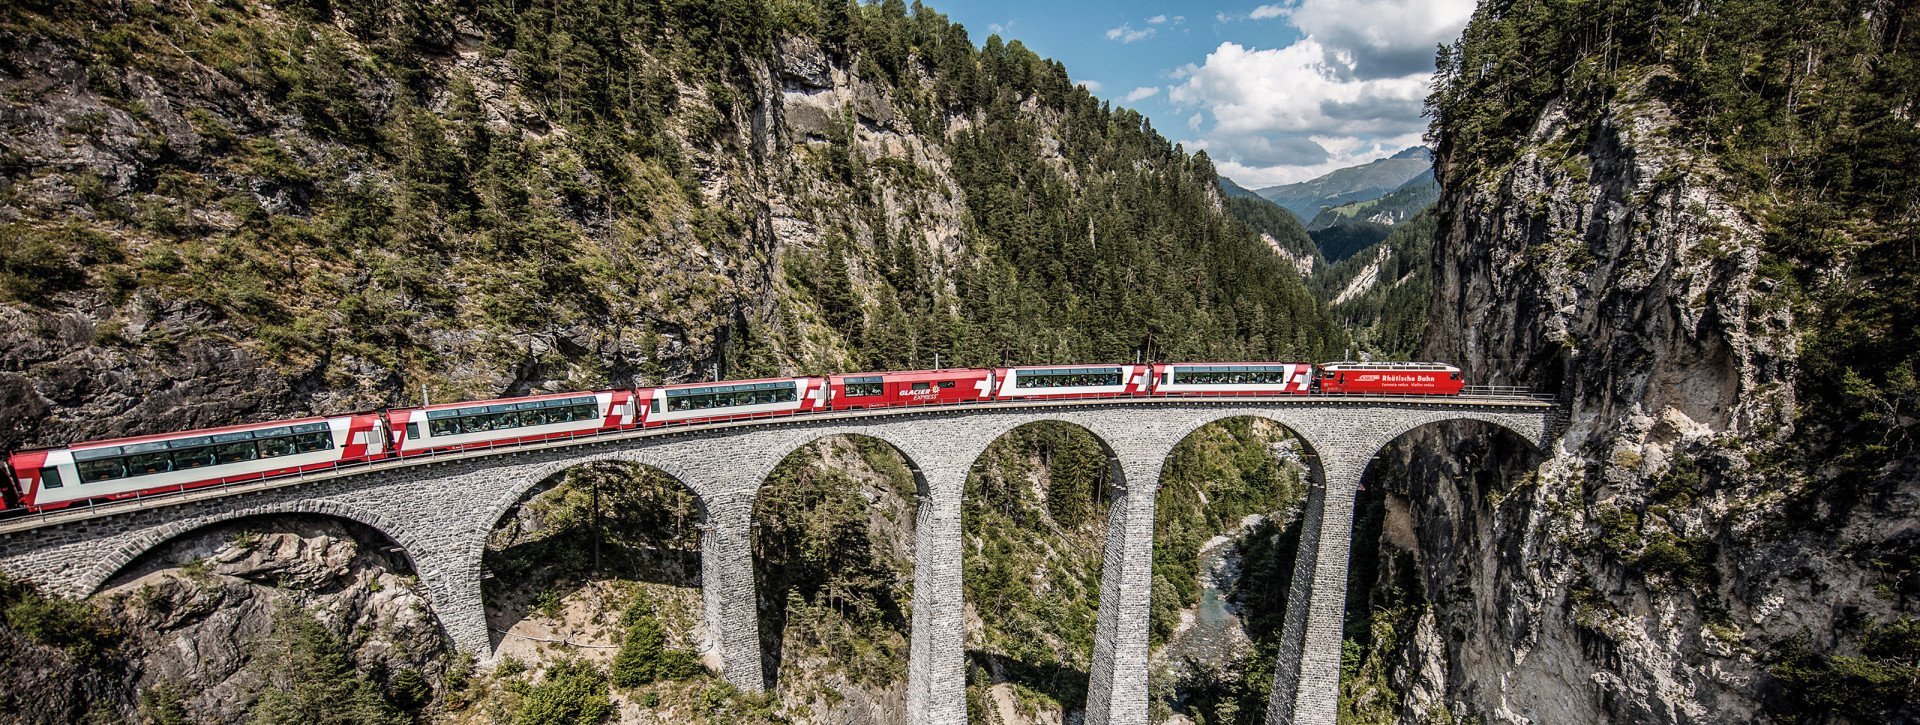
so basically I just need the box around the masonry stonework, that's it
[0,399,1551,725]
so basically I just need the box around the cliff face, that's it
[0,517,449,723]
[1358,1,1920,722]
[0,0,1342,453]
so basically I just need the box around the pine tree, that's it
[248,607,397,725]
[610,610,666,688]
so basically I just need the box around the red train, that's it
[1,361,1463,513]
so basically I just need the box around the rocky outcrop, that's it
[96,517,449,723]
[1359,52,1916,725]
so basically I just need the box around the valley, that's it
[0,0,1916,723]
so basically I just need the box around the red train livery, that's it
[391,389,637,457]
[2,360,1473,513]
[6,414,387,512]
[830,369,995,409]
[1316,362,1464,395]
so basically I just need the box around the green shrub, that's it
[0,573,121,665]
[1651,455,1704,507]
[610,609,665,687]
[532,589,563,619]
[1593,505,1642,556]
[386,667,429,710]
[513,658,612,725]
[1767,623,1920,721]
[248,606,395,725]
[138,684,191,725]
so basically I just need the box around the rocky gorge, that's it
[0,0,1916,724]
[1332,0,1920,722]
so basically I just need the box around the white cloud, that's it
[1105,23,1156,43]
[1125,86,1162,102]
[1168,0,1475,186]
[1148,14,1168,24]
[1077,79,1104,92]
[1289,0,1477,78]
[1169,40,1432,186]
[988,20,1014,35]
[1170,41,1428,137]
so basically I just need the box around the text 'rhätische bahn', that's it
[3,361,1467,514]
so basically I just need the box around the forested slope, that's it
[1310,210,1434,359]
[0,0,1344,452]
[0,1,1354,723]
[1337,0,1920,722]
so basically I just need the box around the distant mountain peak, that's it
[1250,148,1434,222]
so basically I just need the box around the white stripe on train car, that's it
[399,392,616,453]
[646,378,816,423]
[33,418,358,507]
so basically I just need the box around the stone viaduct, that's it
[0,397,1555,725]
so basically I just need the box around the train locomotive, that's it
[1,361,1463,513]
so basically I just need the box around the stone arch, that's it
[1262,407,1555,725]
[741,426,932,500]
[474,454,709,645]
[79,498,428,596]
[965,414,1132,494]
[959,415,1130,718]
[1147,411,1325,597]
[473,449,709,563]
[1352,412,1551,526]
[748,430,930,699]
[1156,408,1334,466]
[1371,407,1551,457]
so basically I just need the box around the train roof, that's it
[22,412,357,455]
[648,376,812,392]
[832,368,993,381]
[1002,363,1135,370]
[396,388,622,415]
[1319,361,1460,371]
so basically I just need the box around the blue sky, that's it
[929,0,1477,187]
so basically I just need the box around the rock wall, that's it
[1371,44,1918,725]
[1,516,448,723]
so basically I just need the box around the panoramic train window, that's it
[259,435,297,458]
[844,376,884,397]
[74,448,127,482]
[1169,365,1294,385]
[664,381,799,412]
[424,397,600,437]
[62,422,338,483]
[214,440,260,464]
[1015,368,1122,388]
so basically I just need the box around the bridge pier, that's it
[1085,453,1167,725]
[907,464,968,725]
[1264,448,1367,725]
[697,490,764,693]
[411,536,492,657]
